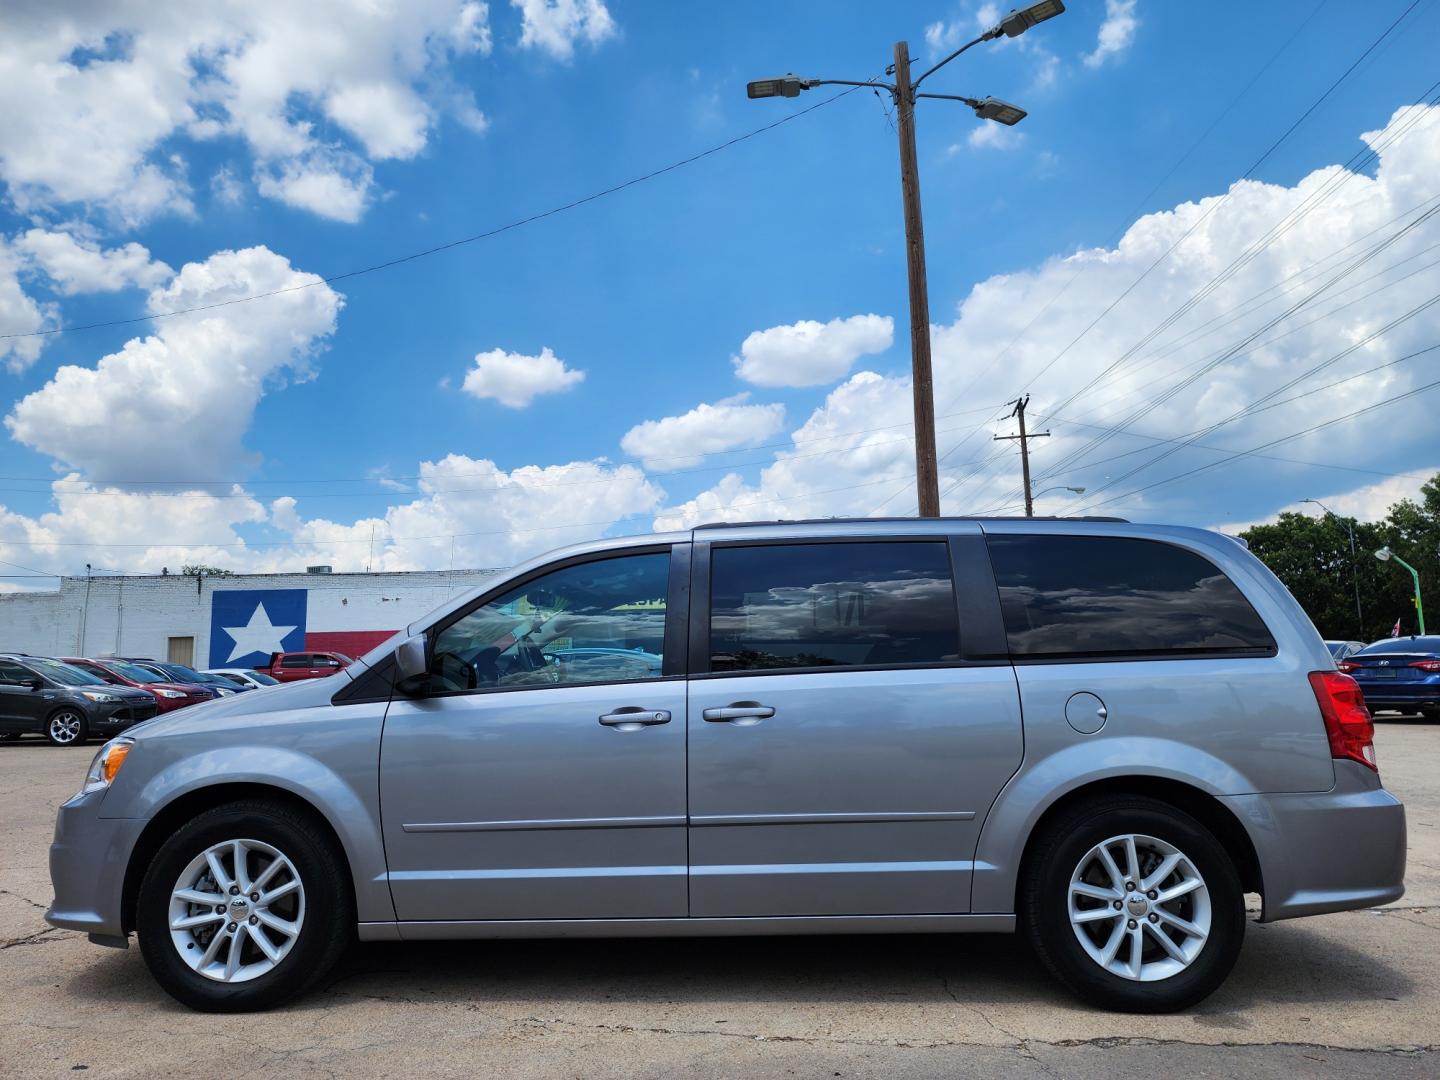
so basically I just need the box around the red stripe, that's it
[304,630,397,658]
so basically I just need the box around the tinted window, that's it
[281,655,313,668]
[430,552,670,692]
[31,659,106,685]
[111,661,164,683]
[709,542,959,672]
[244,670,279,685]
[987,535,1275,659]
[0,660,31,684]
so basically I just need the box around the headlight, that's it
[215,687,235,696]
[80,690,119,703]
[80,738,133,795]
[155,689,186,699]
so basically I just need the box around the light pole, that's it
[1303,498,1364,637]
[1375,546,1425,635]
[747,1,1065,518]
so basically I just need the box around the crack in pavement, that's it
[0,925,69,950]
[0,887,49,912]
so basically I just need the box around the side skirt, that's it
[357,913,1016,942]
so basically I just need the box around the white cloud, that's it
[734,314,894,388]
[659,105,1440,529]
[620,395,786,470]
[512,0,616,60]
[6,246,342,480]
[461,346,585,408]
[14,228,172,295]
[1084,0,1140,68]
[968,124,1026,151]
[0,1,495,224]
[1215,471,1440,535]
[0,244,54,373]
[211,165,245,206]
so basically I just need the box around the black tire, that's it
[136,799,353,1012]
[45,709,88,746]
[1021,795,1245,1013]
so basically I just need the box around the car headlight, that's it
[215,688,234,696]
[155,689,186,699]
[80,690,119,703]
[80,738,133,795]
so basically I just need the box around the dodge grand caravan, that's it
[46,518,1406,1013]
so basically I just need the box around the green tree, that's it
[180,564,236,577]
[1240,473,1439,641]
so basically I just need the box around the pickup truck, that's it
[259,651,354,682]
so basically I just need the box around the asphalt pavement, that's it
[2,718,1436,1078]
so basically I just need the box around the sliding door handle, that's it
[702,702,775,725]
[598,708,671,731]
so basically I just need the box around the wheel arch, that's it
[121,783,353,934]
[1013,776,1264,908]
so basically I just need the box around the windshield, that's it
[243,670,279,685]
[161,663,206,682]
[110,661,167,683]
[31,658,106,686]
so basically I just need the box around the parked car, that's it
[206,668,280,690]
[1325,639,1366,661]
[46,519,1405,1014]
[258,651,354,682]
[0,654,157,746]
[62,657,215,713]
[1339,635,1440,717]
[126,660,241,697]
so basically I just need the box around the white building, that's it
[0,567,501,668]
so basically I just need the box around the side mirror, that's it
[394,634,429,692]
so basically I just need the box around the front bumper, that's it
[45,787,145,939]
[1220,760,1406,922]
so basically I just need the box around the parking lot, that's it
[1,719,1434,1079]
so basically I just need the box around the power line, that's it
[0,85,870,341]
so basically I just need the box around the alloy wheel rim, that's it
[168,838,306,983]
[49,712,81,744]
[1067,832,1211,982]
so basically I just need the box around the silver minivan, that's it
[46,518,1406,1013]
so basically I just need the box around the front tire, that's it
[136,800,353,1012]
[1021,795,1245,1013]
[46,709,88,746]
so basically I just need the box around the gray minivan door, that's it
[686,533,1023,917]
[380,547,688,922]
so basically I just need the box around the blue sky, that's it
[0,0,1438,577]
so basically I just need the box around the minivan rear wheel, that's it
[136,799,353,1011]
[1021,795,1244,1012]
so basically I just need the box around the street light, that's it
[1035,485,1086,498]
[746,2,1066,518]
[1375,546,1426,635]
[1303,498,1364,637]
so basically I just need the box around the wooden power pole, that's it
[994,395,1050,517]
[892,42,941,519]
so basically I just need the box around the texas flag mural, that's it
[209,589,308,668]
[208,588,400,668]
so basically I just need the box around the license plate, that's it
[1366,668,1397,679]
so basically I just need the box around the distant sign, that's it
[209,589,308,667]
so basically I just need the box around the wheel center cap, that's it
[229,896,251,917]
[1126,896,1149,917]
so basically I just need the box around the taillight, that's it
[1308,671,1376,771]
[1336,660,1360,673]
[1409,659,1440,673]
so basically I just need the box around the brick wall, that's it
[0,568,501,663]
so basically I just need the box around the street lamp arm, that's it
[804,78,896,92]
[914,92,983,106]
[912,35,988,91]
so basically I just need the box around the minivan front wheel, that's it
[136,800,352,1011]
[1022,795,1244,1012]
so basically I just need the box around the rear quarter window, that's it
[986,534,1276,660]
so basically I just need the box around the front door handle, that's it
[598,707,671,731]
[702,702,775,725]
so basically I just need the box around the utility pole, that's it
[994,395,1050,517]
[893,41,939,517]
[745,2,1065,519]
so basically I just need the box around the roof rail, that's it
[692,515,1130,529]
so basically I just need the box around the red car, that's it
[260,651,355,682]
[62,657,214,713]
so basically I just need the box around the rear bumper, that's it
[1220,760,1406,922]
[1355,684,1439,710]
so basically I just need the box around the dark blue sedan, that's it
[1341,635,1440,717]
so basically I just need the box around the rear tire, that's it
[45,709,88,746]
[136,800,353,1012]
[1021,795,1245,1013]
